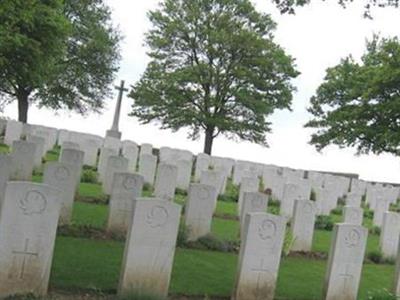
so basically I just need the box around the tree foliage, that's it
[129,0,299,154]
[306,36,400,155]
[272,0,399,18]
[0,0,121,122]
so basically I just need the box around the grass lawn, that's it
[0,143,9,153]
[50,237,394,299]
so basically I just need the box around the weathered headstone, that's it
[373,198,391,227]
[103,136,122,153]
[138,154,157,185]
[0,182,61,298]
[81,139,99,167]
[27,135,46,168]
[200,170,225,196]
[154,163,178,201]
[98,147,118,182]
[43,162,79,225]
[343,206,363,226]
[238,177,260,216]
[10,141,36,181]
[291,200,316,252]
[4,120,23,146]
[0,154,12,209]
[240,192,268,238]
[194,153,210,181]
[185,183,217,240]
[139,143,153,157]
[323,224,368,300]
[107,173,144,233]
[122,141,139,173]
[102,156,129,195]
[346,192,362,207]
[59,148,84,185]
[176,159,192,190]
[118,198,181,298]
[61,141,80,151]
[233,213,286,300]
[380,212,400,259]
[280,183,303,219]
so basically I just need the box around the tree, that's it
[0,0,121,123]
[129,0,299,154]
[305,36,400,156]
[272,0,399,18]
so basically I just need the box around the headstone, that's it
[27,135,46,168]
[118,198,181,298]
[107,173,144,233]
[10,141,36,181]
[103,136,122,153]
[122,142,139,173]
[346,192,362,207]
[185,183,217,240]
[380,212,400,259]
[140,143,153,157]
[102,156,129,195]
[291,200,316,252]
[43,162,79,225]
[323,224,368,300]
[61,141,80,151]
[393,239,400,296]
[238,177,260,216]
[4,120,23,146]
[138,154,157,185]
[373,198,391,227]
[240,192,268,238]
[343,206,363,226]
[98,147,118,182]
[233,213,286,300]
[154,163,178,201]
[0,182,61,298]
[81,139,99,167]
[0,154,12,209]
[194,153,210,181]
[59,149,84,184]
[176,159,192,190]
[200,170,225,196]
[280,183,303,219]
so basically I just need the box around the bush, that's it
[337,197,346,206]
[80,169,98,184]
[331,207,343,216]
[367,289,398,300]
[218,180,239,202]
[196,234,238,253]
[315,215,334,231]
[364,209,374,219]
[368,250,384,264]
[369,226,381,235]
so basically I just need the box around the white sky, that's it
[2,0,400,183]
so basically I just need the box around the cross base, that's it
[106,130,122,139]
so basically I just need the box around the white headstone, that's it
[43,162,79,225]
[118,198,181,298]
[0,182,61,298]
[98,147,118,182]
[102,156,129,195]
[323,224,368,300]
[176,159,192,190]
[343,206,363,226]
[107,173,144,233]
[4,120,23,146]
[373,198,391,227]
[138,154,157,185]
[291,200,316,252]
[200,170,225,196]
[154,163,178,201]
[185,183,217,241]
[122,142,139,173]
[240,192,268,238]
[234,213,286,300]
[238,177,260,216]
[0,154,12,209]
[27,135,46,168]
[59,148,84,184]
[194,153,210,181]
[10,140,36,181]
[380,212,400,259]
[139,143,153,157]
[280,183,303,219]
[346,192,362,207]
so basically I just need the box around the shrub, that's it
[315,215,334,231]
[196,234,238,253]
[364,209,374,219]
[369,226,381,235]
[337,197,346,206]
[175,188,187,196]
[368,250,383,264]
[331,207,343,216]
[310,189,316,201]
[80,169,98,184]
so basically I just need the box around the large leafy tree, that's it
[272,0,399,18]
[129,0,299,154]
[0,0,121,123]
[306,36,400,155]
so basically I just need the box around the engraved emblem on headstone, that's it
[19,191,47,215]
[258,219,277,242]
[123,176,137,190]
[55,166,70,181]
[146,205,169,228]
[10,239,38,279]
[345,229,361,248]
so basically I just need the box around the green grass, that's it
[0,143,9,154]
[50,237,395,299]
[72,202,108,228]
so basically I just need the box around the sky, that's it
[2,0,400,183]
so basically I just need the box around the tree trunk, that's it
[203,127,214,155]
[17,92,29,123]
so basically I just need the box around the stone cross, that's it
[106,80,128,139]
